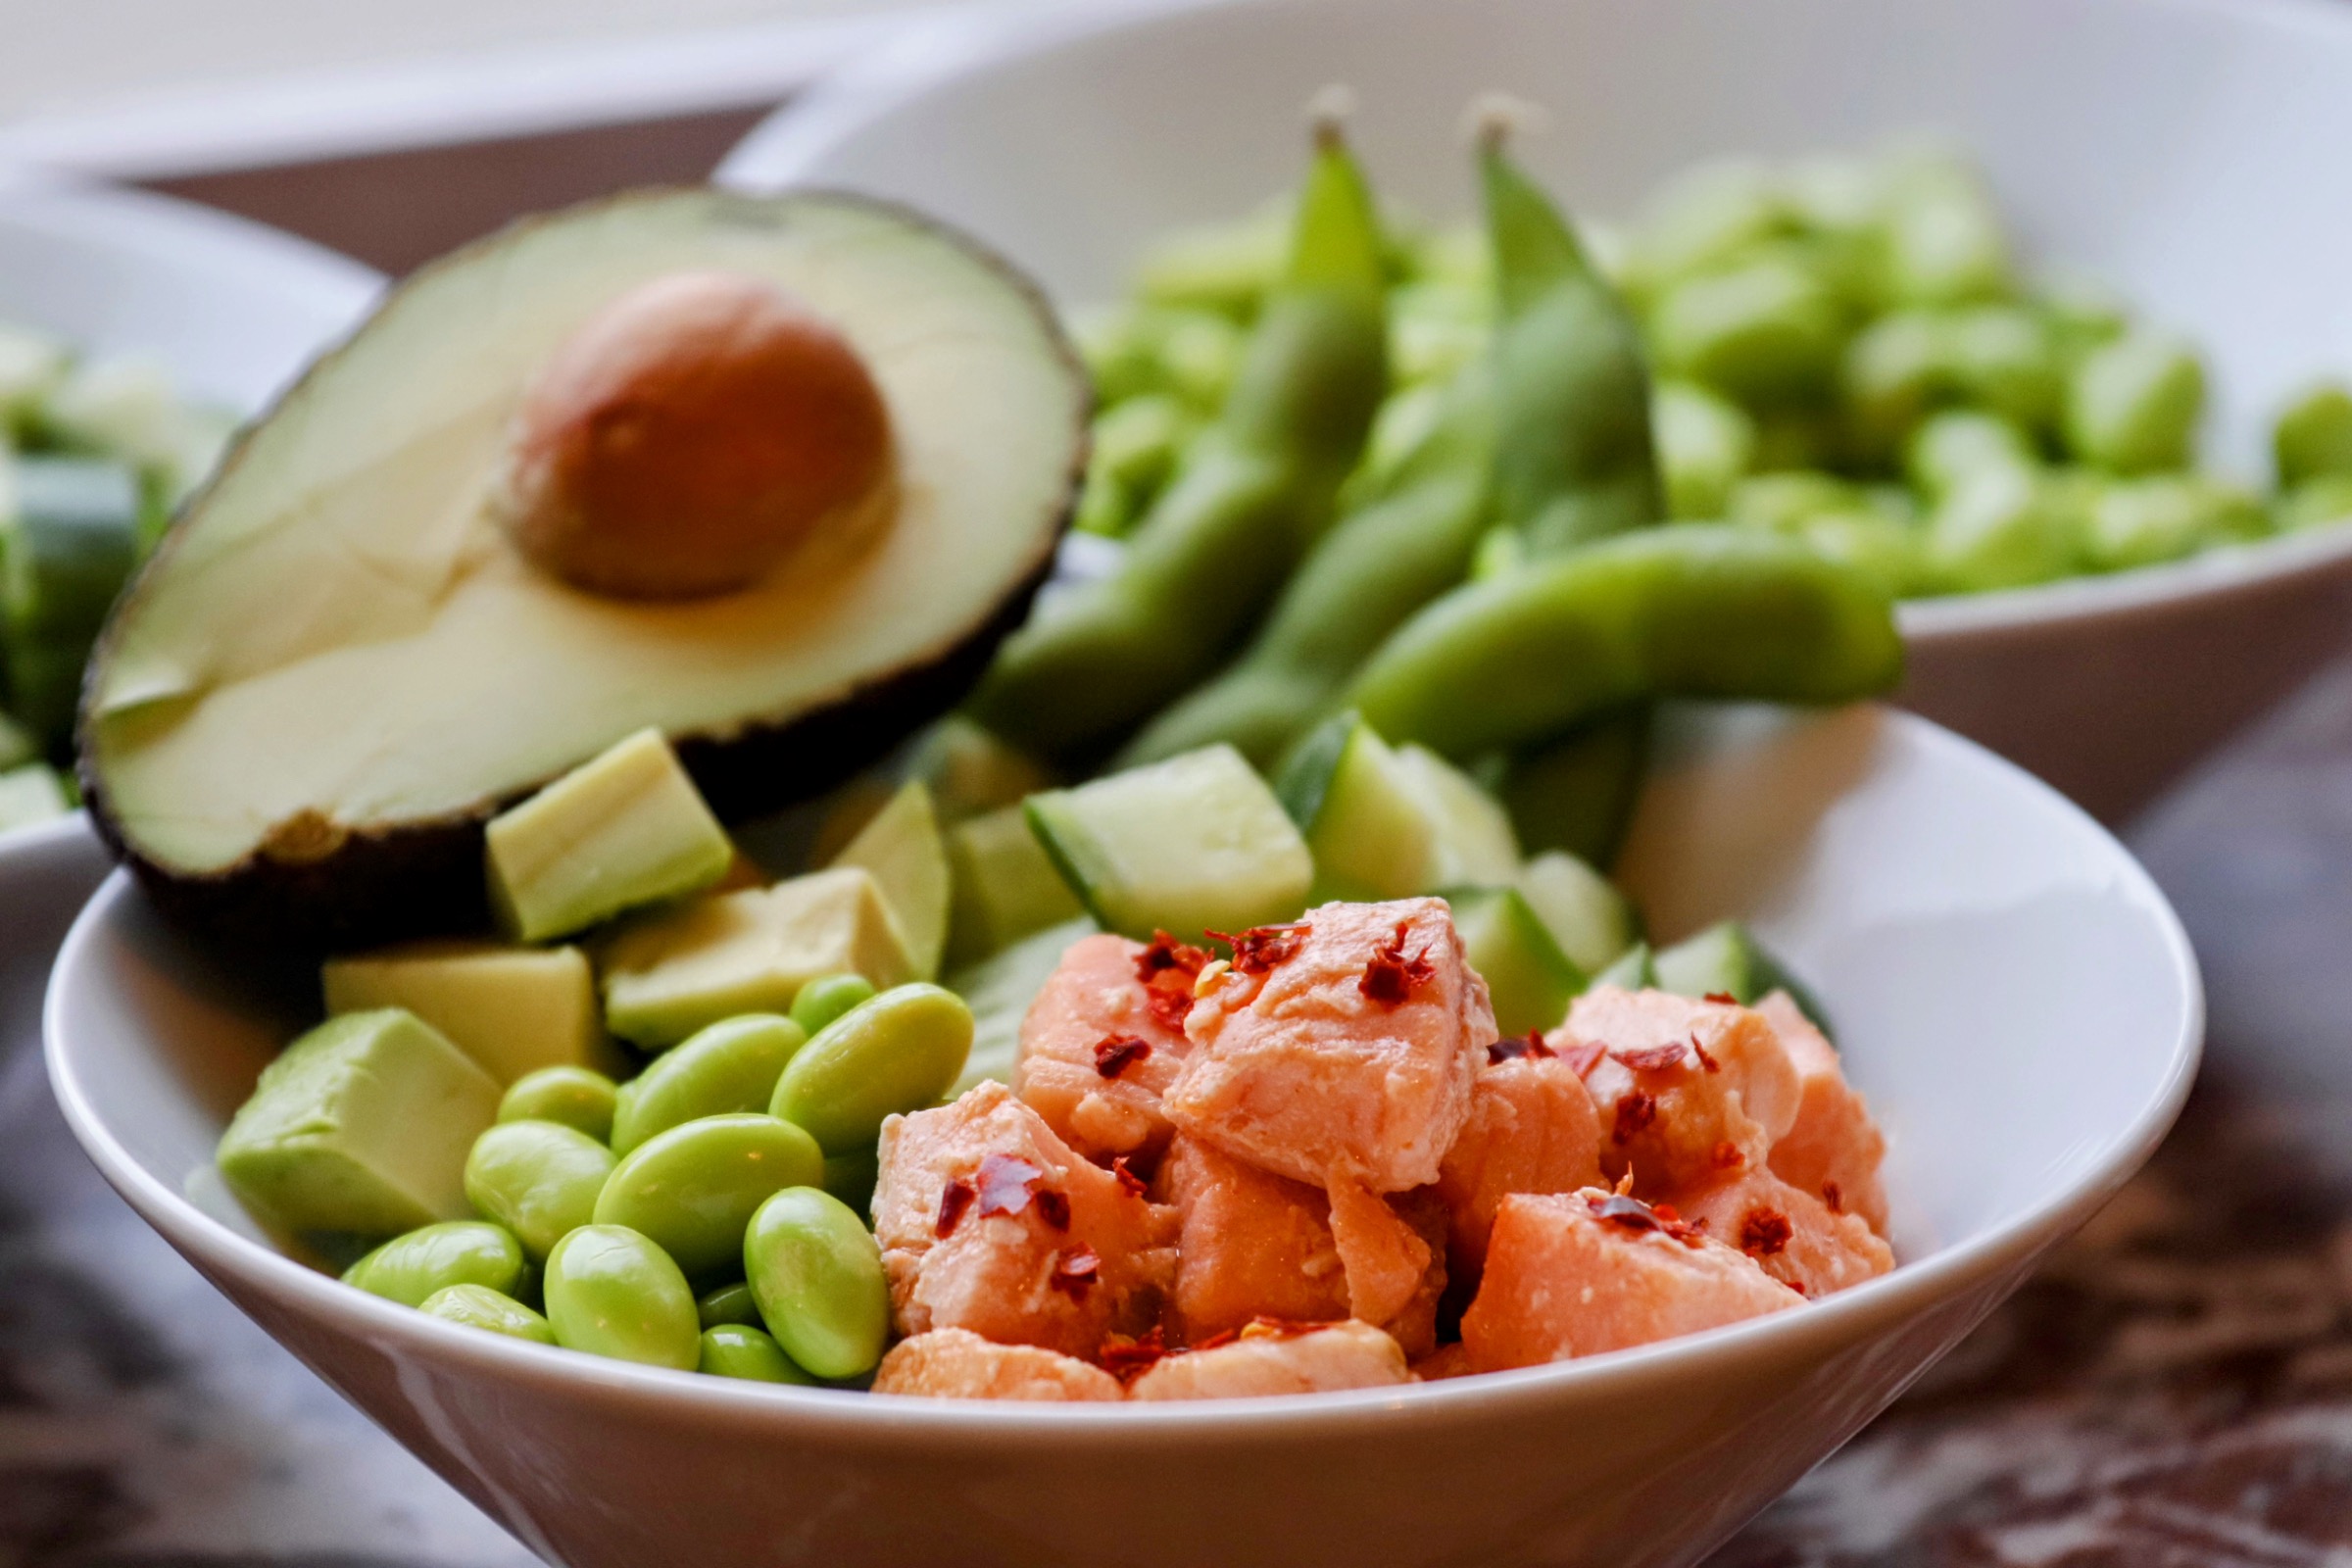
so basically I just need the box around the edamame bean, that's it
[1654,380,1756,520]
[610,1014,805,1156]
[970,116,1389,762]
[542,1224,700,1370]
[743,1188,890,1381]
[2280,474,2352,533]
[1943,306,2061,432]
[698,1324,816,1385]
[2082,475,2267,572]
[789,974,875,1039]
[345,1221,528,1308]
[1346,525,1903,758]
[464,1121,614,1259]
[1906,409,2036,503]
[1650,252,1845,411]
[1922,467,2078,592]
[1873,149,2012,308]
[592,1114,824,1280]
[2065,331,2204,475]
[2276,382,2352,489]
[695,1280,762,1329]
[498,1066,618,1143]
[768,985,973,1155]
[419,1284,555,1345]
[821,1149,881,1220]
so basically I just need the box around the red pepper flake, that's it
[1111,1155,1148,1200]
[1033,1189,1071,1231]
[934,1178,975,1238]
[1703,991,1740,1005]
[1651,1202,1683,1224]
[1821,1181,1843,1215]
[1488,1029,1556,1065]
[1208,923,1311,975]
[1739,1208,1793,1257]
[1093,1033,1152,1079]
[1135,931,1210,985]
[1690,1037,1720,1074]
[1145,985,1195,1033]
[1710,1139,1746,1171]
[1611,1042,1690,1073]
[1560,1040,1606,1077]
[1099,1326,1167,1382]
[1357,920,1436,1004]
[1611,1092,1657,1145]
[1048,1247,1101,1298]
[975,1153,1049,1219]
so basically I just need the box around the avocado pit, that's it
[495,270,894,601]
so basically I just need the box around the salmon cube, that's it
[1166,898,1494,1193]
[872,1328,1125,1401]
[873,1081,1177,1359]
[1014,931,1198,1163]
[1127,1319,1408,1401]
[1459,1190,1801,1371]
[1435,1052,1603,1286]
[1754,992,1890,1236]
[1677,1168,1893,1298]
[1559,987,1800,1199]
[1410,1342,1477,1382]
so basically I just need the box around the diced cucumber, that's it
[1,456,143,746]
[946,915,1096,1095]
[1446,885,1585,1038]
[1277,711,1518,902]
[1654,920,1830,1031]
[828,780,950,980]
[1592,941,1656,990]
[1502,708,1652,869]
[1026,745,1311,941]
[946,802,1084,964]
[0,761,70,832]
[1515,851,1642,974]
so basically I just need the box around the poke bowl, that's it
[719,0,2352,823]
[47,700,2201,1568]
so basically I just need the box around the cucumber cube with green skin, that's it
[1278,712,1518,904]
[485,727,733,943]
[1653,920,1831,1034]
[827,780,949,980]
[946,915,1096,1095]
[1,456,142,748]
[321,942,607,1085]
[217,1008,502,1241]
[1027,744,1311,942]
[945,802,1084,965]
[1446,885,1586,1038]
[1514,851,1642,975]
[1592,941,1656,990]
[0,762,70,831]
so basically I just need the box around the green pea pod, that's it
[1115,362,1496,768]
[1482,132,1662,556]
[969,120,1389,762]
[1346,524,1903,758]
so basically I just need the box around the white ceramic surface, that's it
[47,703,2201,1568]
[720,0,2352,822]
[0,178,381,875]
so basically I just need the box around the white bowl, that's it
[720,0,2352,823]
[47,703,2201,1568]
[0,178,380,870]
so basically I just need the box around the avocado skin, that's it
[79,546,1059,956]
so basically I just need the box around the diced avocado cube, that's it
[485,727,734,943]
[321,941,607,1085]
[1514,851,1642,975]
[1446,885,1585,1038]
[2,456,143,747]
[216,1008,502,1241]
[947,915,1096,1096]
[827,780,949,980]
[0,762,70,831]
[908,716,1054,822]
[1026,744,1312,942]
[599,866,916,1048]
[946,802,1085,965]
[1278,713,1518,903]
[1654,920,1830,1032]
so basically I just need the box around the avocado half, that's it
[81,188,1088,949]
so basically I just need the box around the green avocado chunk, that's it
[217,1008,502,1242]
[321,940,607,1085]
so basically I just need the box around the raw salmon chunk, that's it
[1127,1319,1408,1400]
[1165,899,1494,1193]
[1435,1051,1603,1285]
[1754,992,1890,1235]
[873,1328,1125,1401]
[1014,931,1200,1163]
[1460,1190,1801,1371]
[873,1081,1176,1359]
[1678,1168,1893,1298]
[1561,987,1800,1199]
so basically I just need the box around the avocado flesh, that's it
[84,190,1084,943]
[321,941,607,1085]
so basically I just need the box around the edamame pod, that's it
[743,1188,890,1381]
[592,1113,825,1281]
[419,1284,556,1345]
[699,1324,816,1385]
[498,1066,619,1144]
[610,1014,805,1156]
[1346,525,1903,758]
[970,117,1389,761]
[769,984,972,1154]
[789,974,875,1038]
[542,1224,700,1370]
[464,1121,615,1259]
[345,1221,529,1308]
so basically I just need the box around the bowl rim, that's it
[42,704,2204,1441]
[715,0,2352,651]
